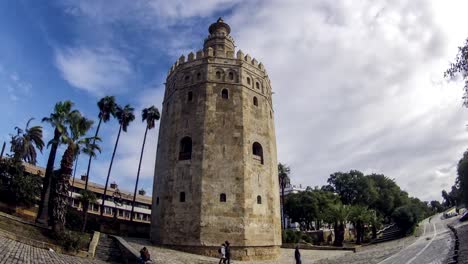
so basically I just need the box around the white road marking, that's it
[405,222,437,264]
[376,220,429,264]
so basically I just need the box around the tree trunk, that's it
[100,125,122,216]
[81,202,89,232]
[0,142,5,159]
[281,187,285,229]
[53,143,74,234]
[84,118,102,190]
[70,154,79,197]
[131,126,148,221]
[36,128,61,226]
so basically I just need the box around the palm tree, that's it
[130,106,160,221]
[84,96,116,190]
[325,204,349,247]
[78,189,97,232]
[278,163,291,229]
[37,101,78,225]
[10,118,44,164]
[100,104,135,216]
[52,113,96,233]
[70,137,102,193]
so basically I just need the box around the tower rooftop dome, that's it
[208,17,231,35]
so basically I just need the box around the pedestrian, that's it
[295,245,301,264]
[138,247,151,264]
[218,243,226,264]
[225,241,231,264]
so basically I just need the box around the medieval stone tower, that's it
[151,18,281,260]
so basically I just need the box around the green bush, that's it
[65,209,83,231]
[54,231,89,252]
[282,230,301,243]
[392,205,418,235]
[301,233,312,243]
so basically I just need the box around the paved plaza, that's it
[0,236,102,264]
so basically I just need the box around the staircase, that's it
[372,224,402,244]
[95,233,123,263]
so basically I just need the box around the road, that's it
[377,213,455,264]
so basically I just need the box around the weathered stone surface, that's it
[151,18,281,260]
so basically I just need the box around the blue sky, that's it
[1,0,468,201]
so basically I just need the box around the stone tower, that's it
[151,18,281,260]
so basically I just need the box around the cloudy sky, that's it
[1,0,468,202]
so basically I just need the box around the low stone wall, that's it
[161,244,281,261]
[282,243,357,252]
[110,235,140,264]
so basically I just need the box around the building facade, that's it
[151,18,281,260]
[21,162,152,223]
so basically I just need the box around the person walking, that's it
[218,243,226,264]
[224,241,231,264]
[295,245,302,264]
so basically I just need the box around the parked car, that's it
[460,211,468,222]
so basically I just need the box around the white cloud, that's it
[57,0,468,201]
[54,46,134,96]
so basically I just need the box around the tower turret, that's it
[204,17,235,55]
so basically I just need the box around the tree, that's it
[130,106,160,221]
[445,37,468,106]
[324,203,349,247]
[278,163,291,229]
[78,190,97,232]
[429,200,444,213]
[52,113,95,234]
[9,118,44,164]
[70,137,102,192]
[84,96,116,190]
[457,150,468,206]
[100,104,135,216]
[326,170,377,206]
[37,101,78,225]
[348,205,374,244]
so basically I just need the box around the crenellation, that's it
[252,58,258,66]
[188,52,195,61]
[244,54,251,63]
[196,50,204,59]
[179,55,185,64]
[258,63,264,71]
[237,50,244,60]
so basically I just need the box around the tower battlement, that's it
[167,49,268,77]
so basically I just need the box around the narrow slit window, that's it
[188,91,193,102]
[180,192,186,202]
[257,195,262,204]
[253,96,258,106]
[220,193,227,202]
[222,89,229,99]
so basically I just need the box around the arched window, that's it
[197,72,201,80]
[216,71,221,79]
[228,72,234,80]
[252,142,264,164]
[257,195,262,204]
[179,137,192,160]
[253,96,258,106]
[187,91,193,102]
[185,75,190,83]
[256,82,260,89]
[247,77,251,85]
[220,193,226,202]
[180,192,186,202]
[221,89,229,99]
[156,197,159,205]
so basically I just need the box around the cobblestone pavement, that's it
[0,236,103,264]
[126,237,349,264]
